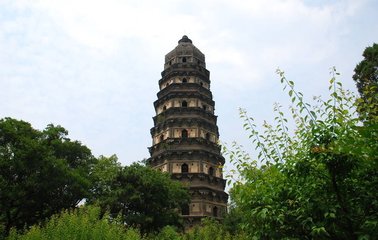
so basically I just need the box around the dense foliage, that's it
[6,206,141,240]
[88,156,190,234]
[6,207,246,240]
[0,120,191,239]
[225,68,378,239]
[353,43,378,120]
[0,118,96,237]
[353,43,378,96]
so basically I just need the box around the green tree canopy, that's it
[6,206,141,240]
[353,43,378,120]
[0,118,96,236]
[353,43,378,95]
[88,158,190,234]
[225,69,378,239]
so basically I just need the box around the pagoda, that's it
[147,35,228,226]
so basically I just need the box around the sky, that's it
[1,0,377,168]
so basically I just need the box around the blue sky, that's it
[1,0,377,168]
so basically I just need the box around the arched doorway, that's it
[212,206,218,217]
[181,163,188,173]
[208,167,214,176]
[181,129,188,139]
[181,204,189,215]
[205,132,210,141]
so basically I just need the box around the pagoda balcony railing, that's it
[148,137,222,156]
[151,118,219,136]
[147,150,225,166]
[153,107,217,125]
[157,83,212,99]
[171,173,227,191]
[153,91,215,108]
[161,63,209,79]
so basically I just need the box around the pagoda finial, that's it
[178,35,192,44]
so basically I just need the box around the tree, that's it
[353,43,378,120]
[6,206,142,240]
[225,69,378,239]
[353,43,378,96]
[88,159,190,234]
[0,118,96,236]
[89,155,122,205]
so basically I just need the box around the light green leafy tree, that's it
[224,68,378,239]
[6,206,141,240]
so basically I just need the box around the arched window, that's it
[212,206,218,217]
[203,105,207,111]
[182,78,187,83]
[181,163,188,173]
[181,129,188,139]
[182,57,187,63]
[182,100,188,107]
[205,132,210,141]
[208,167,214,176]
[165,83,169,88]
[163,105,167,111]
[200,82,203,86]
[160,135,164,142]
[181,204,189,215]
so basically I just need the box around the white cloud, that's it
[0,0,377,166]
[19,0,205,56]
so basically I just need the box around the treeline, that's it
[0,117,244,239]
[6,206,247,240]
[0,118,192,239]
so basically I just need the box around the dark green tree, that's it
[89,155,122,205]
[353,43,378,95]
[353,43,378,120]
[88,158,190,234]
[0,118,96,236]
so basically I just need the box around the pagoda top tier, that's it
[164,35,206,69]
[178,35,192,44]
